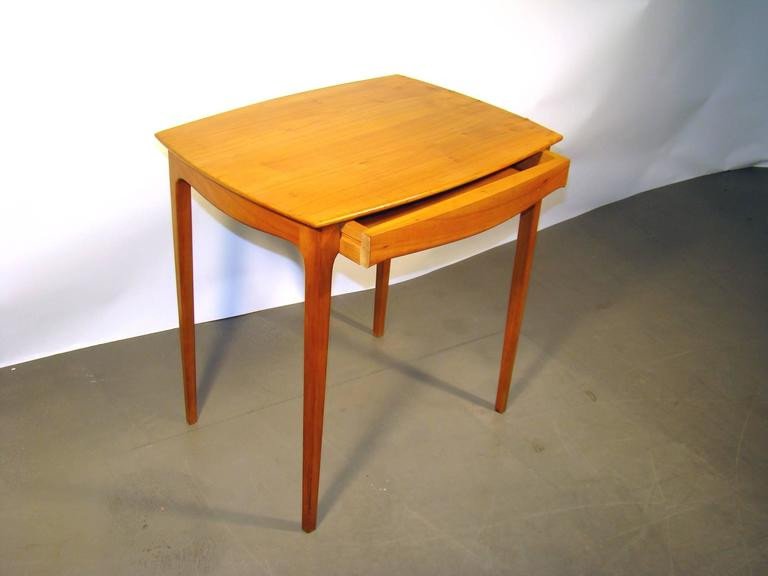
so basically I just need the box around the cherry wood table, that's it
[156,75,569,532]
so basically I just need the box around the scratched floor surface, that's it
[1,168,766,575]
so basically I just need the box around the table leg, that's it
[373,259,391,337]
[495,201,542,413]
[171,175,198,425]
[300,227,339,532]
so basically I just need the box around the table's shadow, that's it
[318,309,498,522]
[195,194,303,412]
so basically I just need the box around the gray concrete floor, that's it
[1,168,767,575]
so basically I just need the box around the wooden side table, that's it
[156,75,569,532]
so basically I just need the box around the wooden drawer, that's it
[339,150,569,267]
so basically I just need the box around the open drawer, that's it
[339,150,570,267]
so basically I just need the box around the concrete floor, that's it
[1,168,767,575]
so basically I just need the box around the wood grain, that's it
[298,226,340,532]
[495,201,542,413]
[373,260,391,337]
[169,163,197,425]
[156,75,562,228]
[169,154,302,245]
[339,151,569,266]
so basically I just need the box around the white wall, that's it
[2,0,766,368]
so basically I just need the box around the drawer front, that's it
[340,151,570,267]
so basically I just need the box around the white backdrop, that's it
[2,0,766,368]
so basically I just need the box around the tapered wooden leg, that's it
[170,175,198,425]
[495,201,542,413]
[299,227,339,533]
[373,259,391,337]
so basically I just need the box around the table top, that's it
[156,75,562,228]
